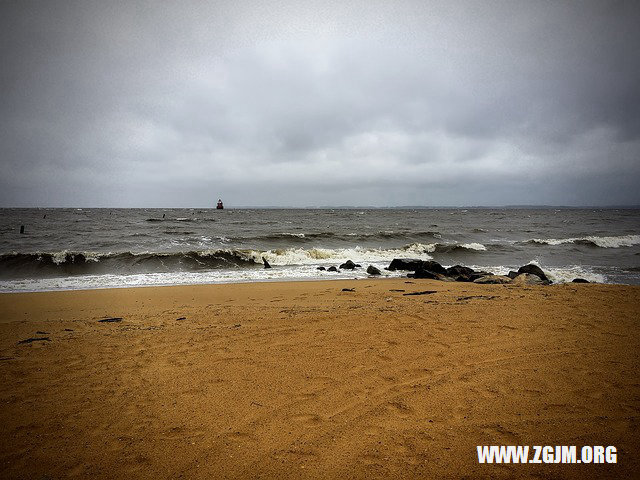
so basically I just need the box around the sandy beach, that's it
[0,279,638,479]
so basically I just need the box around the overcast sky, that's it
[1,0,639,207]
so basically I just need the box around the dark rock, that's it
[339,260,358,270]
[63,328,73,332]
[317,266,326,271]
[452,275,474,282]
[507,271,519,279]
[408,260,447,280]
[572,278,589,283]
[327,266,338,272]
[342,288,355,292]
[421,260,446,275]
[446,264,479,282]
[387,258,424,271]
[262,257,271,269]
[457,295,497,301]
[18,337,50,344]
[367,265,381,275]
[36,331,49,335]
[517,264,550,282]
[446,265,475,278]
[469,271,494,281]
[98,317,123,323]
[176,317,187,321]
[409,268,439,280]
[403,290,437,296]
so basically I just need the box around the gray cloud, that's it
[1,0,639,207]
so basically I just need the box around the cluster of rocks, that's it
[386,259,553,284]
[317,260,382,276]
[316,257,590,284]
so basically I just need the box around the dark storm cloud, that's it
[1,0,639,206]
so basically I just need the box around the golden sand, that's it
[0,279,638,479]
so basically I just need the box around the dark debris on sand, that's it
[18,337,51,344]
[98,317,123,323]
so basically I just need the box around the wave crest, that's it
[523,234,640,248]
[0,250,259,279]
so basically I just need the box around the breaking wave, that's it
[259,243,434,266]
[425,242,488,253]
[521,234,640,248]
[0,250,259,279]
[0,240,497,280]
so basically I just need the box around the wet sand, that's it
[0,279,638,479]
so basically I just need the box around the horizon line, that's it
[1,205,639,209]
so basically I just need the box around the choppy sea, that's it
[0,208,639,291]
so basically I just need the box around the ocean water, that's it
[0,208,639,291]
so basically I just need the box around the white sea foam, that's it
[460,242,487,251]
[257,243,434,266]
[421,242,487,253]
[48,250,102,264]
[0,263,406,293]
[480,261,607,284]
[0,258,615,293]
[529,234,640,248]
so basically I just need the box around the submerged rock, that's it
[327,266,339,272]
[367,265,381,275]
[572,278,589,283]
[262,257,271,269]
[317,266,326,271]
[339,260,360,270]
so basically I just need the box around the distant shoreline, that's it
[2,205,640,210]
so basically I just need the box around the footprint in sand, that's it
[295,392,319,402]
[385,400,414,418]
[163,425,206,440]
[224,431,259,445]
